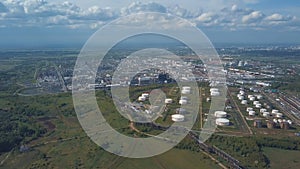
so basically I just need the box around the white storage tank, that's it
[287,120,292,125]
[179,99,188,105]
[263,112,270,117]
[273,119,278,123]
[255,104,262,108]
[210,88,219,92]
[253,101,260,105]
[246,107,253,112]
[214,111,227,118]
[257,95,263,100]
[238,96,244,100]
[183,86,191,91]
[276,113,283,118]
[239,90,245,95]
[216,118,230,126]
[241,100,248,104]
[142,93,149,98]
[165,98,173,104]
[138,96,146,101]
[249,111,256,116]
[260,108,267,113]
[171,114,185,122]
[180,96,188,100]
[211,91,220,96]
[182,89,191,94]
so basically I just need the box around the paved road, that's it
[227,90,253,135]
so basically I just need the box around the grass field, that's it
[263,147,300,169]
[115,149,221,169]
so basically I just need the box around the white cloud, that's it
[47,15,69,25]
[242,11,264,23]
[196,12,217,23]
[265,13,284,21]
[121,2,166,15]
[0,0,298,32]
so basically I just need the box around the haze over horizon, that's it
[0,0,300,49]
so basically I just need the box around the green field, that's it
[263,147,300,169]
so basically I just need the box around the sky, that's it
[0,0,300,48]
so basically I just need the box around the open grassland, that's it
[263,147,300,169]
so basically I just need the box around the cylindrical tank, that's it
[263,112,270,117]
[254,120,262,128]
[238,96,244,100]
[246,107,253,112]
[138,96,146,101]
[257,95,263,100]
[179,99,188,105]
[280,122,290,129]
[142,93,149,98]
[171,114,185,122]
[165,98,173,104]
[211,91,220,96]
[249,111,256,116]
[180,96,188,100]
[255,104,262,108]
[267,120,275,129]
[241,100,248,104]
[183,86,191,91]
[182,89,191,94]
[215,118,230,126]
[214,111,227,118]
[210,88,219,92]
[276,113,283,118]
[260,109,267,113]
[253,101,260,105]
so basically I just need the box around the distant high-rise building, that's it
[238,61,243,67]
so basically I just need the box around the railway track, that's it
[263,92,300,126]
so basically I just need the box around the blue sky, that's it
[0,0,299,48]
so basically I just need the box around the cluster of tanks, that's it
[171,86,192,122]
[214,111,230,126]
[237,89,293,129]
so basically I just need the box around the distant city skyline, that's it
[0,0,300,48]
